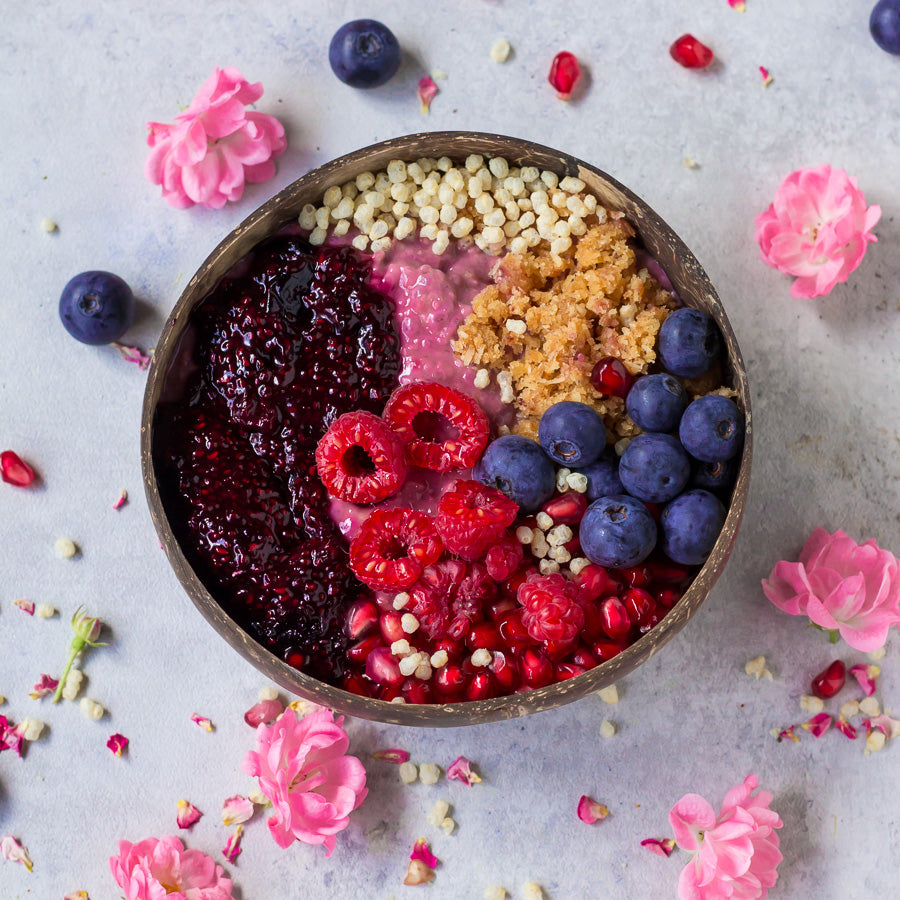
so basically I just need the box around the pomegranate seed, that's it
[0,450,35,487]
[542,492,588,525]
[811,660,846,699]
[648,560,691,584]
[490,597,517,621]
[342,671,372,697]
[504,564,534,598]
[347,634,382,664]
[345,599,380,640]
[403,678,434,704]
[580,600,606,640]
[379,684,403,702]
[564,536,582,556]
[466,671,494,701]
[548,51,581,99]
[591,640,628,662]
[366,647,403,685]
[624,588,655,626]
[520,647,554,688]
[466,621,504,651]
[556,662,586,681]
[379,611,406,644]
[498,609,532,648]
[433,663,469,699]
[543,637,577,661]
[590,357,634,398]
[638,608,665,634]
[601,596,632,641]
[490,650,520,691]
[616,566,651,588]
[574,563,617,603]
[654,587,682,609]
[570,647,598,670]
[286,651,306,669]
[669,34,714,69]
[433,636,464,661]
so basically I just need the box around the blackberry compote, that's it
[153,232,401,683]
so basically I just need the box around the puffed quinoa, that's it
[21,717,45,741]
[399,654,422,677]
[485,887,508,900]
[309,226,327,246]
[298,204,316,229]
[522,882,545,900]
[505,318,527,335]
[258,685,279,702]
[393,591,410,610]
[550,546,572,564]
[799,695,824,714]
[441,816,456,835]
[62,667,84,700]
[351,234,368,251]
[414,660,433,680]
[333,220,350,237]
[868,647,887,661]
[744,656,773,681]
[399,762,419,784]
[419,763,442,785]
[539,558,560,575]
[54,537,78,559]
[0,695,4,706]
[516,525,535,544]
[841,700,860,718]
[614,438,632,456]
[401,613,420,634]
[535,512,553,531]
[598,684,619,704]
[547,524,573,546]
[427,800,451,827]
[568,557,590,575]
[865,730,886,755]
[41,217,58,233]
[566,472,588,492]
[471,649,492,667]
[430,649,449,668]
[391,696,407,704]
[599,719,617,738]
[860,697,881,717]
[490,37,511,62]
[79,697,104,720]
[488,156,509,178]
[530,531,550,559]
[391,639,412,657]
[35,603,56,618]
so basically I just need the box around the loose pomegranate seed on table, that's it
[548,51,582,99]
[1,450,36,487]
[811,660,846,699]
[669,34,715,69]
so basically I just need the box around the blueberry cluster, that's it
[475,306,744,570]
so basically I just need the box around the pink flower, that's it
[242,707,367,856]
[762,528,900,652]
[754,164,880,298]
[145,67,286,210]
[108,836,233,900]
[670,775,783,900]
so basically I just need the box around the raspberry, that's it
[484,532,525,581]
[315,410,408,504]
[436,480,519,560]
[408,559,495,640]
[517,572,585,646]
[349,508,443,591]
[383,382,489,472]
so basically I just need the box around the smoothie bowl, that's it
[141,132,752,726]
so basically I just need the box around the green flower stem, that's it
[51,637,86,704]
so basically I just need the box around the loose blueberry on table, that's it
[154,155,745,704]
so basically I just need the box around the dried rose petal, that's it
[176,799,203,829]
[446,755,481,786]
[410,837,439,869]
[243,699,284,727]
[0,716,25,757]
[190,713,214,731]
[14,599,35,616]
[801,712,833,738]
[548,51,581,100]
[864,714,900,740]
[223,824,243,864]
[1,834,33,871]
[577,795,610,825]
[403,858,436,886]
[836,716,858,740]
[759,66,773,87]
[29,674,59,700]
[372,748,411,764]
[728,0,746,10]
[1,451,36,488]
[417,77,438,114]
[848,663,880,696]
[107,733,129,756]
[774,724,800,743]
[112,489,128,511]
[222,794,255,826]
[111,342,152,370]
[641,837,676,857]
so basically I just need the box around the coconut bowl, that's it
[141,131,752,726]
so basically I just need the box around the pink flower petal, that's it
[446,755,481,785]
[14,599,35,615]
[759,65,773,87]
[801,713,833,738]
[728,0,746,9]
[372,748,410,764]
[222,794,255,826]
[836,716,858,740]
[223,824,243,864]
[848,663,880,696]
[106,733,129,757]
[641,837,676,857]
[410,837,439,869]
[417,77,438,114]
[190,713,214,731]
[864,714,900,740]
[1,835,33,871]
[0,716,25,757]
[775,724,800,743]
[111,342,152,370]
[176,799,203,829]
[244,699,284,727]
[29,674,59,700]
[577,795,610,825]
[670,793,716,852]
[112,489,128,510]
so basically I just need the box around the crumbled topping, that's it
[54,537,79,559]
[744,655,773,680]
[490,38,511,63]
[599,720,616,738]
[399,761,419,784]
[597,685,619,704]
[419,763,443,785]
[79,698,104,721]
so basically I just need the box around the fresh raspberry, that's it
[315,410,408,504]
[517,572,585,646]
[484,532,525,581]
[383,382,489,471]
[436,480,519,560]
[408,559,495,639]
[349,508,443,591]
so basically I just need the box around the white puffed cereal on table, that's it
[55,537,79,559]
[62,667,84,700]
[21,717,45,741]
[522,882,545,900]
[419,762,443,784]
[600,720,617,738]
[559,175,586,193]
[799,695,824,714]
[427,800,451,827]
[401,613,420,634]
[80,697,105,720]
[866,730,887,755]
[860,697,881,717]
[441,816,456,835]
[485,887,508,900]
[490,37,511,62]
[35,603,56,618]
[298,203,317,229]
[258,685,279,702]
[598,685,619,704]
[391,696,406,704]
[841,700,860,718]
[399,761,419,784]
[488,156,509,178]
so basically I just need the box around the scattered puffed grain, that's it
[683,156,699,169]
[598,685,619,704]
[505,318,527,335]
[539,558,560,575]
[333,220,350,237]
[427,800,451,828]
[399,655,421,677]
[471,649,492,667]
[79,697,105,720]
[41,217,58,233]
[399,762,419,783]
[391,639,412,657]
[393,592,411,610]
[309,226,327,246]
[546,525,573,547]
[865,730,886,755]
[401,614,420,635]
[430,649,449,669]
[21,717,45,741]
[841,700,860,718]
[473,368,490,389]
[35,603,56,618]
[799,695,824,714]
[550,547,572,564]
[535,512,553,531]
[568,557,590,576]
[414,661,433,680]
[298,204,316,229]
[62,667,83,701]
[860,697,881,717]
[54,537,78,559]
[531,531,550,559]
[744,656,773,681]
[485,887,508,900]
[441,817,456,835]
[516,526,535,544]
[522,882,545,900]
[419,763,442,785]
[868,647,887,661]
[488,157,509,179]
[614,438,631,456]
[600,720,616,738]
[391,696,407,704]
[258,685,279,702]
[566,473,588,493]
[490,38,511,62]
[351,234,369,251]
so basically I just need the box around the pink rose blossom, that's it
[762,528,900,652]
[670,775,783,900]
[242,707,367,856]
[754,164,880,298]
[145,67,286,210]
[109,835,233,900]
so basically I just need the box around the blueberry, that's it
[658,307,722,378]
[679,395,744,462]
[618,433,690,503]
[573,449,623,502]
[625,373,688,433]
[691,457,737,493]
[58,271,135,345]
[871,1,900,54]
[474,434,556,513]
[538,401,607,467]
[329,20,401,88]
[660,489,727,566]
[580,495,657,568]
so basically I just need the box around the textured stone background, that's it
[0,1,898,897]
